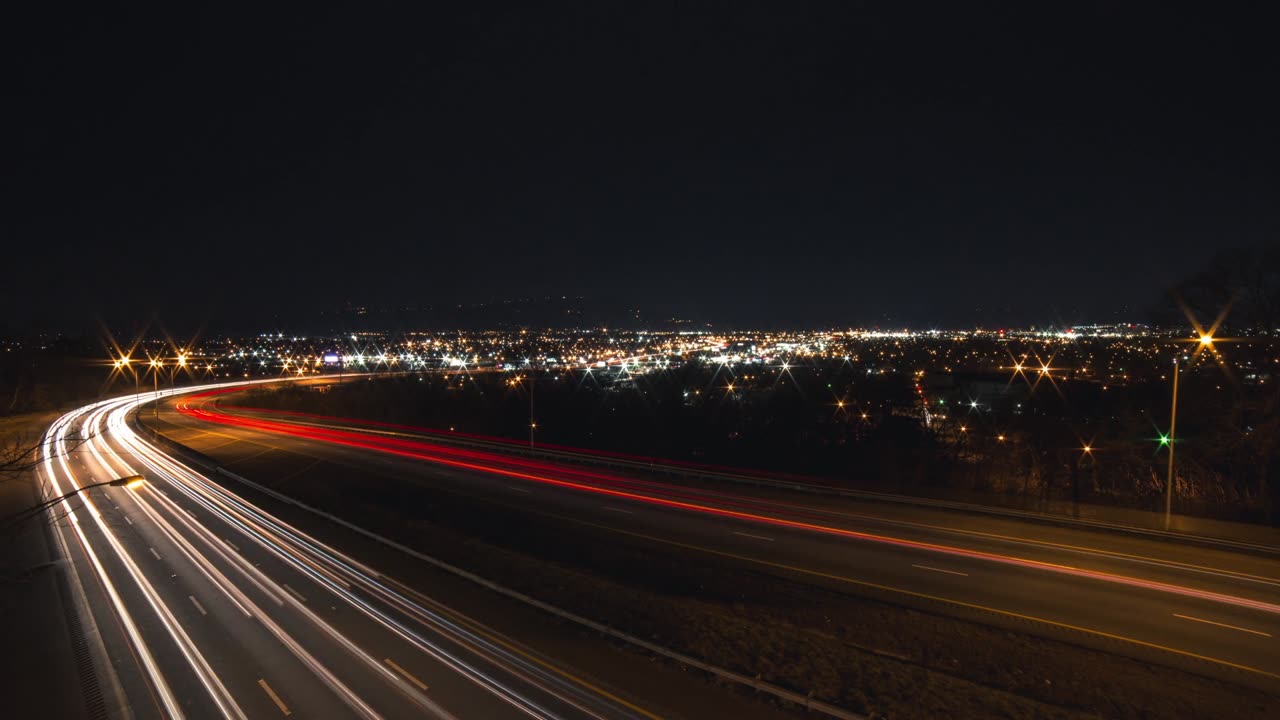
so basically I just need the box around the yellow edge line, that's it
[1173,614,1273,638]
[384,658,430,690]
[832,510,1280,586]
[258,679,291,716]
[514,503,1280,683]
[378,575,664,720]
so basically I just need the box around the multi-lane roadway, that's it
[40,378,1280,719]
[160,387,1280,691]
[39,383,680,719]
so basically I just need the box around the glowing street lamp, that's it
[0,475,145,532]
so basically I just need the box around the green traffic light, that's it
[1158,434,1170,446]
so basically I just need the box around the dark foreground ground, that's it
[0,412,111,719]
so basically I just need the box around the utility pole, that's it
[1164,358,1180,530]
[151,360,161,419]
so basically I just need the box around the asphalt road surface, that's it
[40,382,737,720]
[154,384,1280,694]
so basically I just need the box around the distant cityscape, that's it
[52,322,1267,391]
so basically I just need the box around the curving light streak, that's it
[46,404,245,719]
[51,379,647,720]
[111,406,615,720]
[40,412,188,719]
[84,394,458,719]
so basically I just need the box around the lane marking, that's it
[148,547,161,560]
[258,679,291,716]
[225,444,276,465]
[203,437,246,452]
[282,583,307,603]
[733,531,775,542]
[377,577,660,720]
[189,595,207,615]
[913,564,969,577]
[124,516,133,526]
[384,658,429,691]
[602,506,633,514]
[487,502,1280,682]
[1173,614,1272,637]
[224,538,240,552]
[506,485,531,494]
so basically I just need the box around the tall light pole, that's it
[150,358,162,418]
[114,356,139,402]
[1,475,144,533]
[1163,358,1180,530]
[123,356,138,405]
[174,353,187,394]
[529,369,536,450]
[1164,333,1218,530]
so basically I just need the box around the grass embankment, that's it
[240,462,1275,720]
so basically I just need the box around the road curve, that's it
[40,381,663,720]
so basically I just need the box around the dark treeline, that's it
[240,354,1280,524]
[0,337,106,416]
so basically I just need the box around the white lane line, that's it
[148,547,162,560]
[601,506,633,514]
[385,658,430,691]
[282,583,308,603]
[258,679,292,716]
[224,538,240,552]
[506,485,531,494]
[912,564,969,577]
[1173,613,1272,637]
[189,595,207,616]
[733,531,775,542]
[124,516,133,526]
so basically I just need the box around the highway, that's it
[157,387,1280,695]
[38,382,678,720]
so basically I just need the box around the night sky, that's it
[7,4,1277,332]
